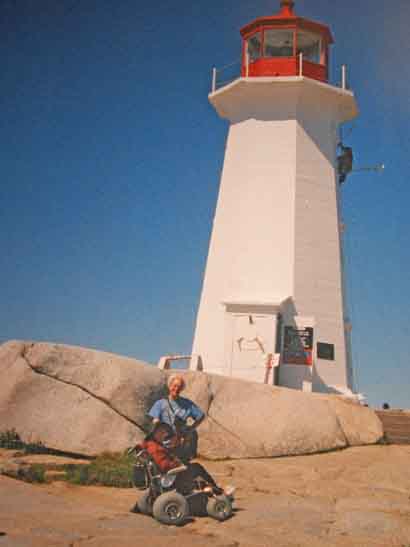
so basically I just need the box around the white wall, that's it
[192,117,296,375]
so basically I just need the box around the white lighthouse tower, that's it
[191,0,358,393]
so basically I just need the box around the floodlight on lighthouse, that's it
[337,145,354,184]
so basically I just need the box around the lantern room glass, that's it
[263,29,294,57]
[247,32,262,61]
[296,31,322,64]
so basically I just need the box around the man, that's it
[148,374,204,461]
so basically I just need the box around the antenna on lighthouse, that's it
[353,163,385,174]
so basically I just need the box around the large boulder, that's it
[0,341,166,455]
[187,374,383,459]
[0,340,383,458]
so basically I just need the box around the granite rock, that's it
[0,340,383,457]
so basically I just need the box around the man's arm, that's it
[187,400,205,430]
[148,399,163,422]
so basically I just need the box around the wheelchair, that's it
[129,444,233,526]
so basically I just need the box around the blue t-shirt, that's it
[148,397,204,431]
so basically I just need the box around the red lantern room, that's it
[240,0,333,83]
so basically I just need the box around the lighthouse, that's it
[191,0,358,393]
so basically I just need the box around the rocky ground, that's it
[1,445,410,547]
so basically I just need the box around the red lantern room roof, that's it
[240,1,334,83]
[240,1,334,44]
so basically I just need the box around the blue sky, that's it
[1,0,409,409]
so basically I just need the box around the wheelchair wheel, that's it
[137,490,153,515]
[152,492,189,525]
[206,495,233,521]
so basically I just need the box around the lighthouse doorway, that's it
[229,313,278,383]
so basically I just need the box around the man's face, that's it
[169,379,183,398]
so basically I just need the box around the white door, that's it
[229,314,277,383]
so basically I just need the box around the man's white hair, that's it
[167,374,186,390]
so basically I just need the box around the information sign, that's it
[283,326,313,365]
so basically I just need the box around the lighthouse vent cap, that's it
[280,0,295,14]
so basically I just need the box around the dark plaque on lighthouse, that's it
[283,326,313,365]
[317,342,335,361]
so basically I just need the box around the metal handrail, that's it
[211,59,242,92]
[210,59,350,93]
